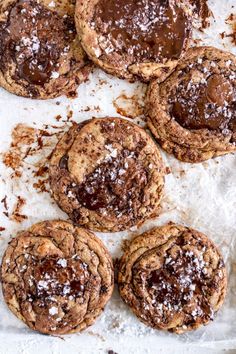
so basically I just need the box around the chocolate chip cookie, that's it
[49,118,165,232]
[118,223,227,333]
[0,0,91,99]
[147,46,236,162]
[75,0,192,81]
[1,220,114,335]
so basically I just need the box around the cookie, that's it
[75,0,192,82]
[1,220,114,335]
[118,224,227,334]
[49,118,165,232]
[146,46,236,163]
[0,0,91,99]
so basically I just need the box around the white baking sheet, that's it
[0,0,236,353]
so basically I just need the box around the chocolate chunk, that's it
[59,155,69,169]
[18,57,53,85]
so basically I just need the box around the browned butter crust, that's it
[118,223,227,333]
[1,220,114,335]
[75,0,192,82]
[147,46,236,162]
[49,117,165,232]
[0,0,91,99]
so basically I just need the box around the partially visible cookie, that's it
[147,46,236,163]
[49,117,165,232]
[118,223,227,334]
[1,220,114,335]
[75,0,192,82]
[0,0,91,99]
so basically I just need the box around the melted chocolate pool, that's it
[71,147,147,214]
[170,73,236,131]
[29,257,89,301]
[92,0,191,62]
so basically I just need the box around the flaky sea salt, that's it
[48,1,55,7]
[225,60,232,67]
[110,149,117,158]
[63,285,71,295]
[189,284,196,291]
[38,280,49,290]
[67,190,74,198]
[49,306,58,315]
[57,259,67,268]
[51,71,60,79]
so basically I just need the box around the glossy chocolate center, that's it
[148,252,206,308]
[92,0,191,62]
[75,148,147,212]
[171,73,236,131]
[59,134,148,217]
[62,143,148,217]
[26,257,89,302]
